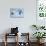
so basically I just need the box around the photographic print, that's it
[10,8,24,18]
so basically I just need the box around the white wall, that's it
[0,0,36,42]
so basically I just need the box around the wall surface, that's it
[0,0,36,42]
